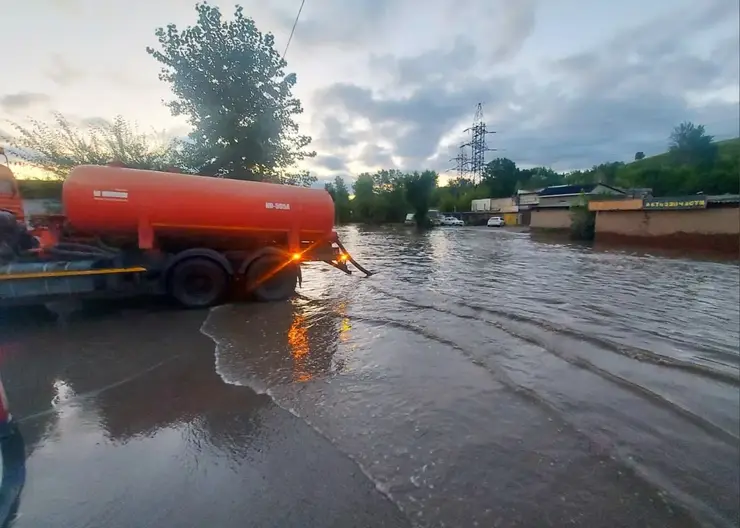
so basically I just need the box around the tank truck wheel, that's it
[168,257,228,309]
[246,255,298,302]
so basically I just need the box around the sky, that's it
[1,0,738,185]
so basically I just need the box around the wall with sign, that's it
[589,198,644,211]
[594,207,739,253]
[643,197,707,210]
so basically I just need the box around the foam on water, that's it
[199,305,407,520]
[196,226,739,527]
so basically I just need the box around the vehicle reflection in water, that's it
[3,305,265,450]
[204,297,347,392]
[2,302,408,528]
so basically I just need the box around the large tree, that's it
[2,113,178,179]
[482,157,519,198]
[146,3,315,180]
[324,176,352,223]
[668,121,717,168]
[404,170,438,228]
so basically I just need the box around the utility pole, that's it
[461,103,496,185]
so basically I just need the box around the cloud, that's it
[48,0,79,12]
[44,54,86,86]
[273,0,398,50]
[313,153,348,172]
[0,92,51,113]
[306,0,739,174]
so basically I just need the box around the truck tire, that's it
[246,255,297,302]
[168,257,228,309]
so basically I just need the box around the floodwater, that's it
[2,225,739,528]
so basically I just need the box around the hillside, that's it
[627,137,740,170]
[613,137,740,196]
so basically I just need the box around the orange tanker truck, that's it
[0,161,372,309]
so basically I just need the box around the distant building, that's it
[622,188,653,198]
[588,194,739,254]
[470,197,520,225]
[516,189,541,225]
[531,184,625,230]
[470,198,492,212]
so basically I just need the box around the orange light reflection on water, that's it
[288,312,312,382]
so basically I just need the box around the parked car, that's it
[404,213,416,225]
[487,216,505,227]
[441,216,465,226]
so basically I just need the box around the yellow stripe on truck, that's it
[0,267,147,281]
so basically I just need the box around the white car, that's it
[441,216,464,226]
[487,216,505,227]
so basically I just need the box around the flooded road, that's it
[3,225,739,527]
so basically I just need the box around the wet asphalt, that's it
[2,304,409,528]
[2,225,739,528]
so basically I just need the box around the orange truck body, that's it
[0,164,24,223]
[1,163,361,309]
[63,165,336,252]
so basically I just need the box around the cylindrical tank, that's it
[62,165,335,246]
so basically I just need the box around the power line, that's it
[282,0,307,60]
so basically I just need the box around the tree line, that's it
[325,122,738,225]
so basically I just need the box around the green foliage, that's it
[433,177,485,213]
[146,2,315,180]
[1,113,180,179]
[482,157,519,198]
[404,170,438,228]
[616,135,738,196]
[569,193,596,240]
[269,170,317,187]
[16,179,63,199]
[324,176,352,223]
[344,169,439,225]
[423,125,738,213]
[668,121,717,168]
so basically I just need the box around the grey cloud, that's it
[485,0,538,62]
[314,116,358,149]
[313,153,348,171]
[45,54,86,86]
[369,38,478,89]
[268,0,396,50]
[0,92,51,112]
[49,0,79,13]
[609,0,737,56]
[272,0,538,60]
[359,143,395,168]
[310,0,739,173]
[314,77,514,168]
